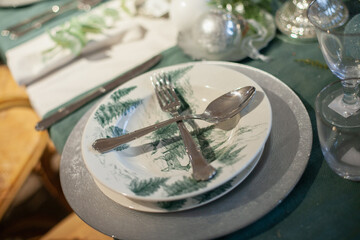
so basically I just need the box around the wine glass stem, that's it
[341,80,360,105]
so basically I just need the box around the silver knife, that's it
[35,54,162,131]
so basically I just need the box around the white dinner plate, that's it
[81,64,272,202]
[94,146,264,213]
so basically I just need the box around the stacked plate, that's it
[81,64,272,213]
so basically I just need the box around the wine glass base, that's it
[316,81,360,182]
[328,94,360,118]
[323,148,360,181]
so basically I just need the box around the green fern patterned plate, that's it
[93,146,263,212]
[81,63,272,202]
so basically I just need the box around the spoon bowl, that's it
[192,86,256,123]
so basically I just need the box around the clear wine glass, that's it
[308,0,360,180]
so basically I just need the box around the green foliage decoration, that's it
[157,199,187,211]
[42,1,134,60]
[94,86,142,127]
[295,59,329,69]
[193,178,234,203]
[104,126,129,152]
[129,177,168,196]
[164,176,208,197]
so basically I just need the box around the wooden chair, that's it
[0,65,30,110]
[0,65,68,220]
[41,213,112,240]
[0,65,109,238]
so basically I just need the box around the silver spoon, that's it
[92,86,256,153]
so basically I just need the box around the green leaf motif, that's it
[148,122,190,172]
[129,177,168,196]
[43,2,135,60]
[158,140,190,172]
[110,86,137,102]
[168,66,194,111]
[167,65,193,84]
[217,144,246,165]
[295,59,329,69]
[236,125,254,136]
[157,199,187,211]
[191,126,217,162]
[151,121,179,142]
[104,126,129,152]
[193,178,234,203]
[149,124,216,173]
[163,176,210,197]
[94,86,141,127]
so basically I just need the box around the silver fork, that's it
[152,73,216,181]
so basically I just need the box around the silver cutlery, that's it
[35,53,162,131]
[92,85,256,153]
[1,0,101,39]
[152,73,216,181]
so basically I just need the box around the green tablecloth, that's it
[48,39,360,239]
[1,2,359,239]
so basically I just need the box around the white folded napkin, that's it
[5,0,177,117]
[7,20,145,85]
[6,0,147,85]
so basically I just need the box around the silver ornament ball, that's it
[192,9,242,54]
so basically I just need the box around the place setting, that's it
[82,63,272,209]
[3,0,360,239]
[60,59,312,240]
[1,0,314,238]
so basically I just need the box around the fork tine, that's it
[153,72,181,111]
[161,83,175,104]
[156,74,170,106]
[164,75,181,104]
[151,74,165,109]
[156,74,174,107]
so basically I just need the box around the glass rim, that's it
[307,0,360,37]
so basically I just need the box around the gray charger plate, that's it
[60,62,312,240]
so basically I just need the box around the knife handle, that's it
[35,54,162,131]
[35,88,104,131]
[92,116,183,153]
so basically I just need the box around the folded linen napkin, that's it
[26,16,177,118]
[3,0,177,117]
[7,21,145,85]
[6,0,146,85]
